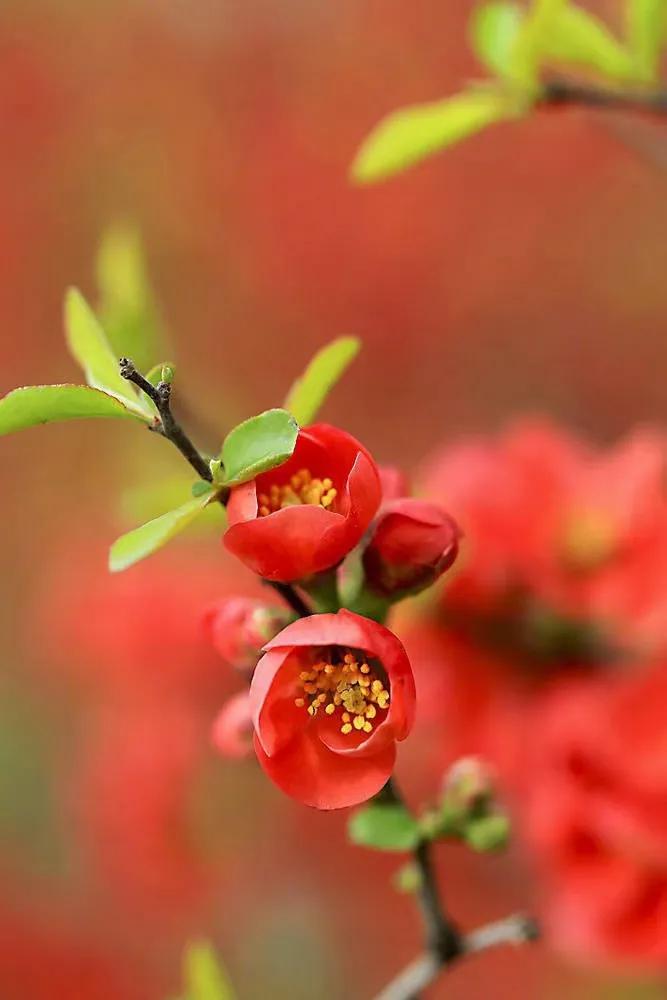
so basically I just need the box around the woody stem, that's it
[376,779,539,1000]
[118,357,308,617]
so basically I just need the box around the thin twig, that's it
[376,779,538,1000]
[265,581,313,618]
[541,77,667,115]
[119,357,213,482]
[374,915,539,1000]
[119,357,309,618]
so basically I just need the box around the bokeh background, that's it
[2,0,667,997]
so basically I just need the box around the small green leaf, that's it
[0,384,147,436]
[96,224,165,372]
[627,0,667,82]
[221,409,299,487]
[109,489,216,572]
[184,941,235,1000]
[540,5,635,80]
[351,88,518,184]
[191,480,211,498]
[64,287,151,417]
[471,2,524,77]
[145,361,176,387]
[284,337,360,425]
[348,802,420,852]
[464,813,510,852]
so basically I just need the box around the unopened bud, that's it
[203,597,291,672]
[211,691,253,759]
[442,756,494,817]
[464,813,510,853]
[362,499,460,598]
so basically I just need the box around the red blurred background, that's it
[2,0,667,997]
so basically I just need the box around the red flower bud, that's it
[212,692,253,758]
[224,424,381,582]
[203,597,290,671]
[378,465,411,503]
[362,499,460,597]
[249,609,416,809]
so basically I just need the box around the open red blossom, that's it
[249,610,416,809]
[363,499,460,597]
[224,424,381,582]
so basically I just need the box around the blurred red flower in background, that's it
[520,664,667,967]
[401,419,667,967]
[225,424,381,582]
[250,610,415,808]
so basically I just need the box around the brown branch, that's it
[374,914,539,1000]
[541,77,667,116]
[376,779,538,1000]
[119,357,214,483]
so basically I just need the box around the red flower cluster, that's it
[401,419,667,967]
[218,426,463,808]
[249,610,415,809]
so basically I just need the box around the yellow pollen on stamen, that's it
[293,651,391,739]
[257,468,338,516]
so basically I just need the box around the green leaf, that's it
[351,88,518,184]
[64,287,152,417]
[145,361,176,387]
[627,0,667,82]
[348,802,420,852]
[284,337,360,426]
[109,489,217,572]
[471,2,524,77]
[0,384,147,436]
[509,0,568,88]
[191,480,211,497]
[540,5,635,80]
[221,408,299,487]
[96,224,165,372]
[184,941,235,1000]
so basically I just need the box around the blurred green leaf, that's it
[64,287,152,417]
[284,337,360,425]
[627,0,667,82]
[348,802,420,852]
[509,0,567,88]
[471,2,524,77]
[96,224,165,372]
[540,4,634,80]
[184,941,236,1000]
[0,384,147,436]
[221,408,299,487]
[109,488,217,572]
[351,88,517,183]
[191,480,211,497]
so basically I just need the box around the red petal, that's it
[250,649,304,756]
[253,729,395,809]
[224,504,344,581]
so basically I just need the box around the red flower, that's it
[212,691,253,758]
[362,499,460,597]
[203,596,290,672]
[249,610,416,808]
[224,424,381,582]
[520,664,667,965]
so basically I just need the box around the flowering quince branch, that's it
[0,285,540,995]
[373,778,538,1000]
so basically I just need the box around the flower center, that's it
[294,651,390,737]
[258,468,338,517]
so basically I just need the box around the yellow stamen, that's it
[293,651,391,739]
[257,468,338,516]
